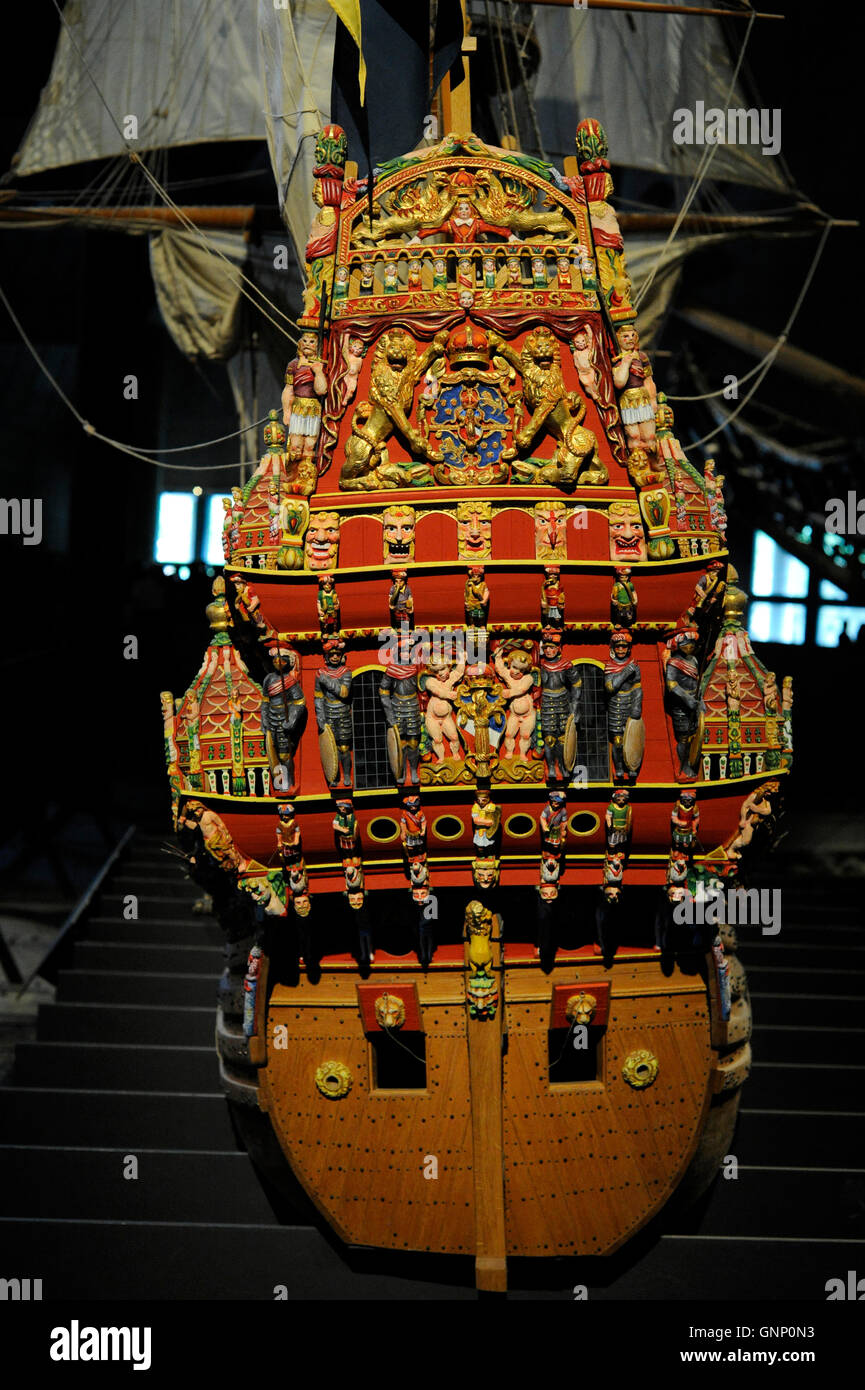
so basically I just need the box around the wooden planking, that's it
[259,992,475,1254]
[259,960,714,1263]
[503,977,713,1255]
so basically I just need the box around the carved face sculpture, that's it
[617,324,639,353]
[382,504,416,563]
[383,261,398,287]
[506,256,521,284]
[456,502,492,561]
[608,501,646,562]
[434,257,446,276]
[472,858,500,890]
[565,992,597,1026]
[374,993,406,1029]
[304,511,340,570]
[534,500,568,561]
[360,263,375,290]
[298,332,318,361]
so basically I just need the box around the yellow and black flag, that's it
[329,0,464,171]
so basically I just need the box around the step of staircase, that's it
[0,1087,238,1150]
[0,1146,283,1224]
[1,823,860,1300]
[37,1001,216,1046]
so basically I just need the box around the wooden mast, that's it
[439,0,476,134]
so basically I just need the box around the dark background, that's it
[0,0,859,853]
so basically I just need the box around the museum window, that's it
[748,528,863,645]
[153,488,225,572]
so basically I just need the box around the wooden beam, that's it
[529,0,783,17]
[466,917,507,1292]
[0,204,255,231]
[677,305,865,400]
[618,211,814,233]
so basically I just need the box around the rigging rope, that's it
[685,219,832,449]
[634,9,756,310]
[47,0,301,349]
[503,0,547,160]
[0,279,269,472]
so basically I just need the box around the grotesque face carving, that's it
[565,992,597,1025]
[534,500,568,561]
[472,857,500,890]
[456,501,492,560]
[304,511,340,571]
[608,501,646,562]
[382,504,416,564]
[374,993,406,1029]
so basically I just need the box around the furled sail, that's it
[532,4,790,192]
[12,0,267,177]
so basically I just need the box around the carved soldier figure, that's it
[281,331,328,465]
[379,653,423,787]
[333,799,359,853]
[612,323,656,453]
[399,796,427,857]
[471,789,501,853]
[540,790,568,852]
[605,788,632,852]
[604,628,643,782]
[538,631,581,781]
[540,566,565,628]
[388,570,414,629]
[464,567,490,627]
[261,643,307,794]
[317,574,340,634]
[671,790,700,852]
[610,566,637,628]
[665,629,702,779]
[314,638,353,788]
[277,802,303,866]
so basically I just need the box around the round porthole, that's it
[505,813,536,839]
[432,815,464,841]
[367,816,400,843]
[568,811,600,836]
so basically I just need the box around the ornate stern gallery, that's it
[160,116,790,1291]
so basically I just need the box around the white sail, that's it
[13,0,267,177]
[532,5,790,192]
[257,0,336,277]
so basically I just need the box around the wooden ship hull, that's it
[161,113,789,1291]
